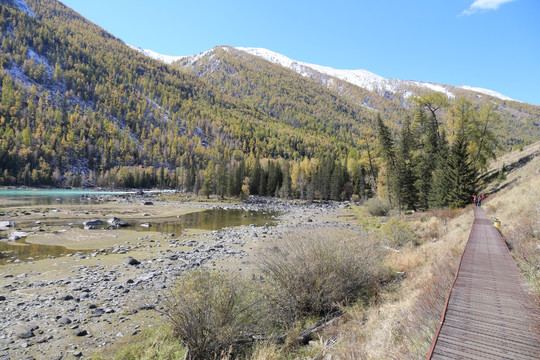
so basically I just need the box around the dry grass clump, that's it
[161,269,263,360]
[259,229,390,324]
[329,246,460,360]
[325,207,472,359]
[506,214,540,294]
[364,197,390,216]
[378,217,417,248]
[91,326,185,360]
[248,343,282,360]
[156,229,390,360]
[486,157,540,294]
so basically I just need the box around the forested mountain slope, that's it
[0,0,538,201]
[174,46,540,151]
[0,0,368,190]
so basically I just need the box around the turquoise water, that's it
[0,208,277,265]
[0,188,128,206]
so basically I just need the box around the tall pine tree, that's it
[397,117,418,210]
[445,129,478,208]
[376,114,400,207]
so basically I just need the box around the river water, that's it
[0,189,276,264]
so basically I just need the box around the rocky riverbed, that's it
[0,195,354,359]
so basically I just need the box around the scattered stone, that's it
[19,331,34,339]
[57,317,72,325]
[83,220,104,226]
[140,223,152,228]
[0,220,15,230]
[142,201,153,206]
[123,257,141,266]
[8,231,30,241]
[74,329,88,337]
[0,196,344,359]
[60,295,74,301]
[92,308,105,317]
[107,217,129,227]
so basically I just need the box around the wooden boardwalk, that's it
[428,207,540,359]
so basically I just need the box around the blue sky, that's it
[59,0,540,105]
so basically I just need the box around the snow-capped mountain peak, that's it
[235,47,459,99]
[130,44,517,103]
[458,85,516,102]
[128,45,186,65]
[236,47,386,93]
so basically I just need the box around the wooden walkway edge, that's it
[427,207,540,359]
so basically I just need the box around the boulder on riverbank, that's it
[123,257,141,266]
[83,220,105,226]
[0,221,16,230]
[9,231,30,241]
[107,217,129,227]
[83,220,104,226]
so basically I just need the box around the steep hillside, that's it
[174,46,540,150]
[175,46,400,147]
[0,0,537,198]
[0,0,370,191]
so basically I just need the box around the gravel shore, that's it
[0,196,353,359]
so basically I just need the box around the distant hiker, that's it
[473,195,477,206]
[478,194,483,207]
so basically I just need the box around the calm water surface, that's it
[0,188,128,206]
[0,189,277,264]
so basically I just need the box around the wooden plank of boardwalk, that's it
[428,207,540,359]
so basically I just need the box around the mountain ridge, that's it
[130,45,518,104]
[0,0,538,194]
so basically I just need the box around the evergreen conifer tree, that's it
[412,109,440,210]
[397,117,417,210]
[445,129,478,208]
[429,130,450,208]
[376,115,399,207]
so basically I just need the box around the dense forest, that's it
[175,46,540,151]
[0,0,538,206]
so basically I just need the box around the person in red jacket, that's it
[478,194,485,206]
[473,195,477,206]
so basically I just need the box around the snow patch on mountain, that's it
[234,47,519,103]
[133,45,517,103]
[458,85,516,102]
[128,45,186,65]
[13,0,34,17]
[410,81,455,99]
[236,47,387,93]
[236,47,464,101]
